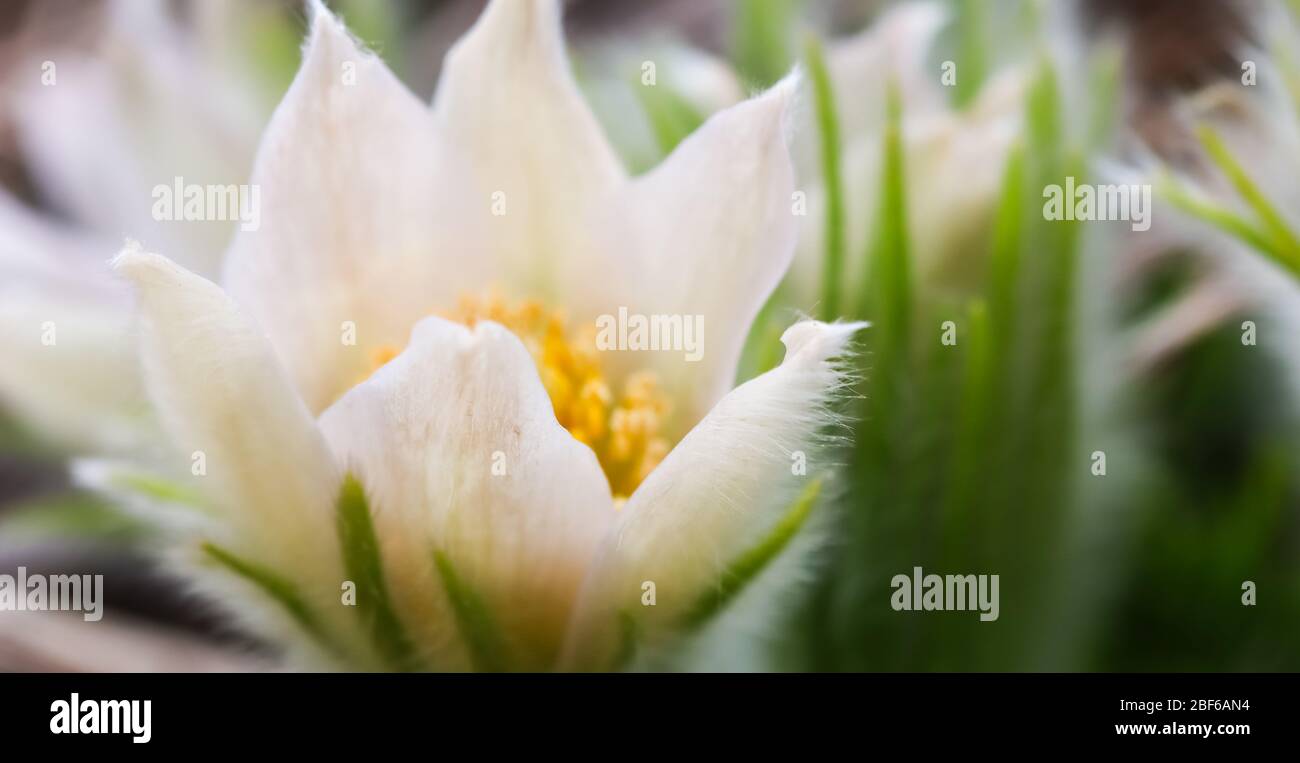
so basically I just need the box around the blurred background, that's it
[1,0,1297,671]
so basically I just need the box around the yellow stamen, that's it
[364,289,672,499]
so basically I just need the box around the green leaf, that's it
[110,471,206,508]
[633,81,706,157]
[731,0,799,88]
[1025,54,1063,183]
[336,473,417,670]
[944,299,991,552]
[336,0,406,70]
[805,33,847,320]
[1085,46,1122,151]
[201,541,328,646]
[988,141,1026,347]
[433,549,510,672]
[1196,125,1300,275]
[1158,173,1288,268]
[682,477,823,629]
[952,0,989,110]
[861,81,912,351]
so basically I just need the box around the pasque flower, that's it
[0,0,277,451]
[98,0,862,671]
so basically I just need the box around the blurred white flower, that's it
[1132,3,1300,388]
[0,0,278,452]
[792,1,1025,305]
[93,0,862,671]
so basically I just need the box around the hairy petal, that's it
[584,75,801,433]
[14,0,260,277]
[562,320,865,670]
[222,1,481,412]
[113,244,373,663]
[431,0,626,297]
[318,316,615,670]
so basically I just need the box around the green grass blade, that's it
[1025,54,1063,182]
[1196,125,1300,273]
[110,472,206,508]
[861,81,912,344]
[633,81,706,157]
[805,33,847,320]
[731,0,798,88]
[433,549,510,672]
[944,299,991,555]
[336,473,417,670]
[1085,46,1122,151]
[1159,174,1297,275]
[682,478,822,629]
[952,0,989,109]
[988,142,1025,345]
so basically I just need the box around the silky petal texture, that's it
[583,75,800,432]
[222,2,483,414]
[561,320,864,670]
[317,316,614,670]
[112,246,375,663]
[431,0,626,297]
[13,0,261,279]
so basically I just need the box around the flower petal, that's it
[431,0,626,296]
[221,1,481,413]
[0,196,146,451]
[0,284,145,452]
[581,75,801,433]
[317,316,615,670]
[13,0,261,278]
[561,319,864,670]
[824,1,949,139]
[112,244,373,662]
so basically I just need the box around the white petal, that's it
[13,0,261,278]
[0,282,146,452]
[582,76,801,433]
[0,199,147,451]
[71,458,216,537]
[431,0,626,296]
[318,316,615,670]
[825,1,949,137]
[562,320,864,669]
[221,1,482,413]
[112,244,373,661]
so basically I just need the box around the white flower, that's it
[99,0,862,671]
[1130,2,1300,385]
[0,0,273,451]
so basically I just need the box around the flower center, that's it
[367,290,671,500]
